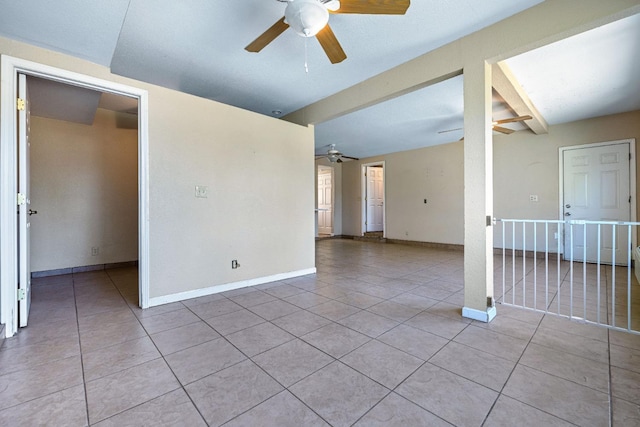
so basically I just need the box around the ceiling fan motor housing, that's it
[285,0,329,37]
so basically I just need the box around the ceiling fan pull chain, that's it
[304,37,309,74]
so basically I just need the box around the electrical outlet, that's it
[91,247,99,256]
[231,260,240,269]
[195,185,208,198]
[423,198,428,204]
[529,195,539,202]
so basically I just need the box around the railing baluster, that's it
[512,221,516,305]
[628,225,632,331]
[612,224,616,328]
[583,224,587,321]
[597,223,601,325]
[545,222,549,313]
[570,222,574,319]
[523,222,526,308]
[557,221,561,316]
[534,222,537,310]
[502,221,506,305]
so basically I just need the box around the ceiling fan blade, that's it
[340,155,360,160]
[316,24,347,64]
[245,17,289,53]
[493,125,515,134]
[493,115,532,125]
[438,127,463,134]
[334,0,410,15]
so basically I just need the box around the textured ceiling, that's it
[506,13,640,126]
[109,0,542,117]
[317,12,640,158]
[0,1,638,159]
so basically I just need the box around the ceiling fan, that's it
[316,144,359,162]
[438,115,533,136]
[245,0,411,64]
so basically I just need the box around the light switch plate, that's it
[195,185,208,198]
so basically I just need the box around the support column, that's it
[462,60,496,323]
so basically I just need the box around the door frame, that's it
[558,138,637,258]
[317,164,334,236]
[1,55,150,337]
[361,161,385,236]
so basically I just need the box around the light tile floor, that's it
[1,239,640,426]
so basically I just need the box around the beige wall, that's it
[1,37,315,301]
[341,144,464,243]
[30,109,138,271]
[339,110,640,247]
[148,88,314,298]
[494,110,640,220]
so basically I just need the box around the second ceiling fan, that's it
[245,0,411,64]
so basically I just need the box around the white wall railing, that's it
[494,218,640,335]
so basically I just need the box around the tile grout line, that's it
[478,309,545,427]
[181,292,334,426]
[101,268,211,427]
[73,271,94,427]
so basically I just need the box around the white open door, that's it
[17,73,32,327]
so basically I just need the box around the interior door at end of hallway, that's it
[366,166,384,232]
[318,172,333,234]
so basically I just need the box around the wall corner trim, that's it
[147,268,317,308]
[462,306,497,323]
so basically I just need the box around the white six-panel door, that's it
[317,169,333,235]
[366,166,384,232]
[562,142,630,264]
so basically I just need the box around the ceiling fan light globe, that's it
[284,0,329,38]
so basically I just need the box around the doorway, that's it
[317,165,334,236]
[560,139,636,263]
[361,162,385,236]
[1,55,150,337]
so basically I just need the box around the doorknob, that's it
[28,209,37,216]
[565,212,571,216]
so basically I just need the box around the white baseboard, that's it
[148,267,317,308]
[462,306,497,323]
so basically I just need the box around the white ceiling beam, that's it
[492,61,548,135]
[284,0,640,126]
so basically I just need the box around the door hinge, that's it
[17,193,26,205]
[17,289,25,301]
[16,98,25,111]
[630,196,632,203]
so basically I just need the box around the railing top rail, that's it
[495,218,640,226]
[494,219,564,224]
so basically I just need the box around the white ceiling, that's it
[26,77,138,126]
[506,13,640,126]
[1,1,638,159]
